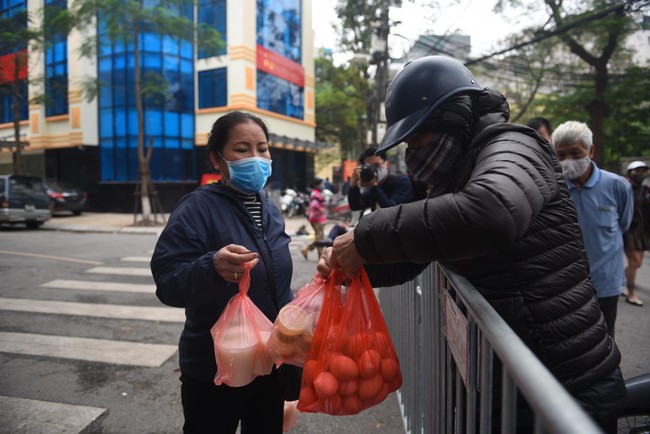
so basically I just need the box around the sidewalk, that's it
[42,212,318,237]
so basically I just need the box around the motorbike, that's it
[280,188,308,218]
[618,373,650,433]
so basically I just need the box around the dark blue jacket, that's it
[151,182,293,382]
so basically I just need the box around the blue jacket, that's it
[151,182,293,382]
[566,162,634,298]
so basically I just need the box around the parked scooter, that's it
[280,188,308,218]
[617,373,650,433]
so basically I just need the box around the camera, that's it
[360,165,379,182]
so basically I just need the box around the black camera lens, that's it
[360,165,378,182]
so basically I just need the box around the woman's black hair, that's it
[206,111,270,155]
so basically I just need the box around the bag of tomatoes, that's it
[297,267,403,415]
[267,274,328,368]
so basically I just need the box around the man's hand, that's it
[316,231,366,279]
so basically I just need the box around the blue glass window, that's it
[0,80,28,123]
[44,0,68,116]
[198,68,227,109]
[197,0,226,59]
[256,0,301,63]
[98,0,196,182]
[257,71,303,119]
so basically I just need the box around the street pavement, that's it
[37,211,650,431]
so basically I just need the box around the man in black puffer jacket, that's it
[318,56,627,432]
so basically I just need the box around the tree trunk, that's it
[586,61,609,167]
[12,53,25,175]
[133,25,151,223]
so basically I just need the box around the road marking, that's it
[121,256,151,262]
[0,395,106,434]
[40,279,155,294]
[85,266,152,276]
[0,332,178,367]
[0,298,185,323]
[0,250,103,266]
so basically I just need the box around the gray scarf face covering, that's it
[405,133,460,193]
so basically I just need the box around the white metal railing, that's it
[378,262,604,434]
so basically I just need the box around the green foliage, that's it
[315,55,370,160]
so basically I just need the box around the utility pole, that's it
[370,4,389,147]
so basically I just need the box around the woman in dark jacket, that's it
[151,111,293,434]
[318,56,627,432]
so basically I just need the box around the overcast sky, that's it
[312,0,539,61]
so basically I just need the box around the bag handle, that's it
[231,204,280,312]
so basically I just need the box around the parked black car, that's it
[43,179,88,215]
[0,175,52,229]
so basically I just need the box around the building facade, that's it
[0,0,322,212]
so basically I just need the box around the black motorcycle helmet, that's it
[376,56,484,154]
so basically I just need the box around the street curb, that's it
[41,225,163,235]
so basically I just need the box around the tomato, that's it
[330,353,359,381]
[299,386,318,406]
[314,371,338,399]
[357,374,384,401]
[302,359,322,385]
[342,394,364,414]
[338,379,358,397]
[380,358,399,382]
[358,349,381,378]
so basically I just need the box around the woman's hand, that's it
[213,244,259,282]
[316,230,366,279]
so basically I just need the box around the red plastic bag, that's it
[297,267,403,415]
[211,263,274,387]
[267,274,327,367]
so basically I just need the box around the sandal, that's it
[626,297,644,306]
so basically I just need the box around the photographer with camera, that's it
[347,146,416,213]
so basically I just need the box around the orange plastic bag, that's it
[297,268,403,415]
[267,274,327,367]
[211,263,274,387]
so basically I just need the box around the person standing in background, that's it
[552,121,634,337]
[623,160,650,307]
[526,117,553,143]
[301,178,328,260]
[347,146,417,213]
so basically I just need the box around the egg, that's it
[372,331,390,356]
[345,332,366,358]
[298,386,318,407]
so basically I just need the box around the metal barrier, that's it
[378,262,604,434]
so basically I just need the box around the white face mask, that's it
[376,166,388,181]
[560,157,591,180]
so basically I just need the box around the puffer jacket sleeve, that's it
[151,194,228,309]
[355,132,559,264]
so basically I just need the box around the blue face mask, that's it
[220,154,273,194]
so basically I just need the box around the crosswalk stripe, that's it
[85,266,152,276]
[0,395,106,434]
[40,279,155,293]
[0,298,185,323]
[0,332,178,367]
[121,256,151,262]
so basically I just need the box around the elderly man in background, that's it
[552,121,634,337]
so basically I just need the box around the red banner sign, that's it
[256,45,304,87]
[0,50,28,84]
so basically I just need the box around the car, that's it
[43,179,88,215]
[0,175,52,229]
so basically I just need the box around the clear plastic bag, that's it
[297,267,403,415]
[267,274,327,367]
[211,263,274,387]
